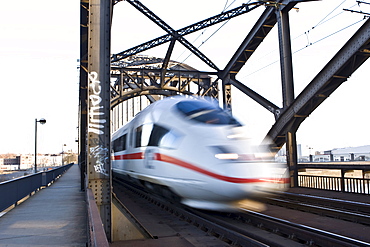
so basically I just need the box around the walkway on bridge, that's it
[0,164,87,246]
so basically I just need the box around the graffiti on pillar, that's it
[88,71,106,135]
[90,145,109,176]
[88,71,110,176]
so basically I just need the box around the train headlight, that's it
[215,153,239,160]
[211,146,261,161]
[212,146,240,160]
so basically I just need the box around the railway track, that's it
[113,178,370,246]
[217,209,370,247]
[261,191,370,225]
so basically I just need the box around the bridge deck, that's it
[0,164,87,246]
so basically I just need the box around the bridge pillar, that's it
[86,0,112,241]
[276,6,298,187]
[79,0,88,191]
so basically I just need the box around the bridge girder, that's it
[111,2,261,63]
[266,18,370,149]
[110,0,302,114]
[110,61,219,109]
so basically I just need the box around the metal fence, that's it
[298,175,370,194]
[0,164,73,212]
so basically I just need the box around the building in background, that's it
[328,145,370,162]
[0,152,78,171]
[277,145,370,162]
[0,158,4,170]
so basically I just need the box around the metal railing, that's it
[298,175,370,194]
[0,164,73,212]
[86,188,109,247]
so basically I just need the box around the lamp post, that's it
[62,144,66,166]
[34,118,46,173]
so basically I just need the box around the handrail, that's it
[86,188,109,247]
[298,175,370,194]
[297,162,370,194]
[0,164,73,212]
[298,162,370,170]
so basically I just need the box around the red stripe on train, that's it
[113,152,289,184]
[112,152,144,160]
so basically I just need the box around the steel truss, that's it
[266,18,370,148]
[110,58,219,108]
[111,0,370,148]
[110,0,300,122]
[111,1,261,63]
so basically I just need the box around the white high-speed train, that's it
[112,96,289,211]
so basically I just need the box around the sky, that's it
[0,0,369,155]
[0,0,79,154]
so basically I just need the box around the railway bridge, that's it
[78,0,370,242]
[1,0,370,246]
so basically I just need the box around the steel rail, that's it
[185,208,302,247]
[262,197,370,225]
[238,209,370,247]
[274,191,370,213]
[113,178,370,246]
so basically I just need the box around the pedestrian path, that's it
[0,164,87,246]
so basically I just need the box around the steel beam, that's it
[219,6,277,79]
[110,66,216,108]
[111,2,260,62]
[218,0,300,116]
[87,0,112,241]
[230,78,281,118]
[277,8,294,108]
[79,0,89,191]
[266,18,370,149]
[221,75,232,111]
[219,0,304,79]
[125,0,219,70]
[161,39,176,86]
[276,6,297,187]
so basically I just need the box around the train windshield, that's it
[176,100,241,125]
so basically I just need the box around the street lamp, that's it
[62,144,66,166]
[34,118,46,173]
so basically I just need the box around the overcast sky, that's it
[0,0,369,155]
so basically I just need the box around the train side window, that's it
[135,126,142,147]
[148,124,169,146]
[147,124,182,149]
[121,134,127,150]
[135,124,153,147]
[112,134,127,152]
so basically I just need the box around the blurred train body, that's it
[112,96,289,211]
